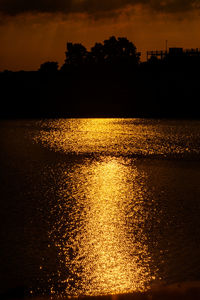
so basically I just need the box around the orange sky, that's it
[0,4,200,71]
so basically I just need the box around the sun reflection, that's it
[35,118,200,159]
[35,118,126,155]
[49,156,152,296]
[30,118,200,297]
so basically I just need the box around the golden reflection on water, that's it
[50,156,152,296]
[36,118,127,155]
[35,118,200,158]
[35,119,155,296]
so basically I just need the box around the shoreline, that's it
[1,69,200,119]
[2,282,200,300]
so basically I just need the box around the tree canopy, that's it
[39,61,59,72]
[61,36,140,70]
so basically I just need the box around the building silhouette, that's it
[147,47,200,61]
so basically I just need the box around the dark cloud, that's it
[0,0,199,17]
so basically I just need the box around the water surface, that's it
[0,118,200,298]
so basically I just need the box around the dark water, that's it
[0,119,200,298]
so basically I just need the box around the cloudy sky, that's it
[0,0,200,70]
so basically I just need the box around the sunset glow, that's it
[0,1,200,70]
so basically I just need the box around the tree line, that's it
[39,36,140,73]
[1,36,199,119]
[38,36,200,75]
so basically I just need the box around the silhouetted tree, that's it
[103,36,119,64]
[117,37,140,64]
[89,36,140,67]
[39,61,58,72]
[61,36,140,72]
[90,42,105,64]
[65,42,87,67]
[102,36,140,65]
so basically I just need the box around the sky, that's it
[0,0,200,71]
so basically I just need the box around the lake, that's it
[0,118,200,298]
